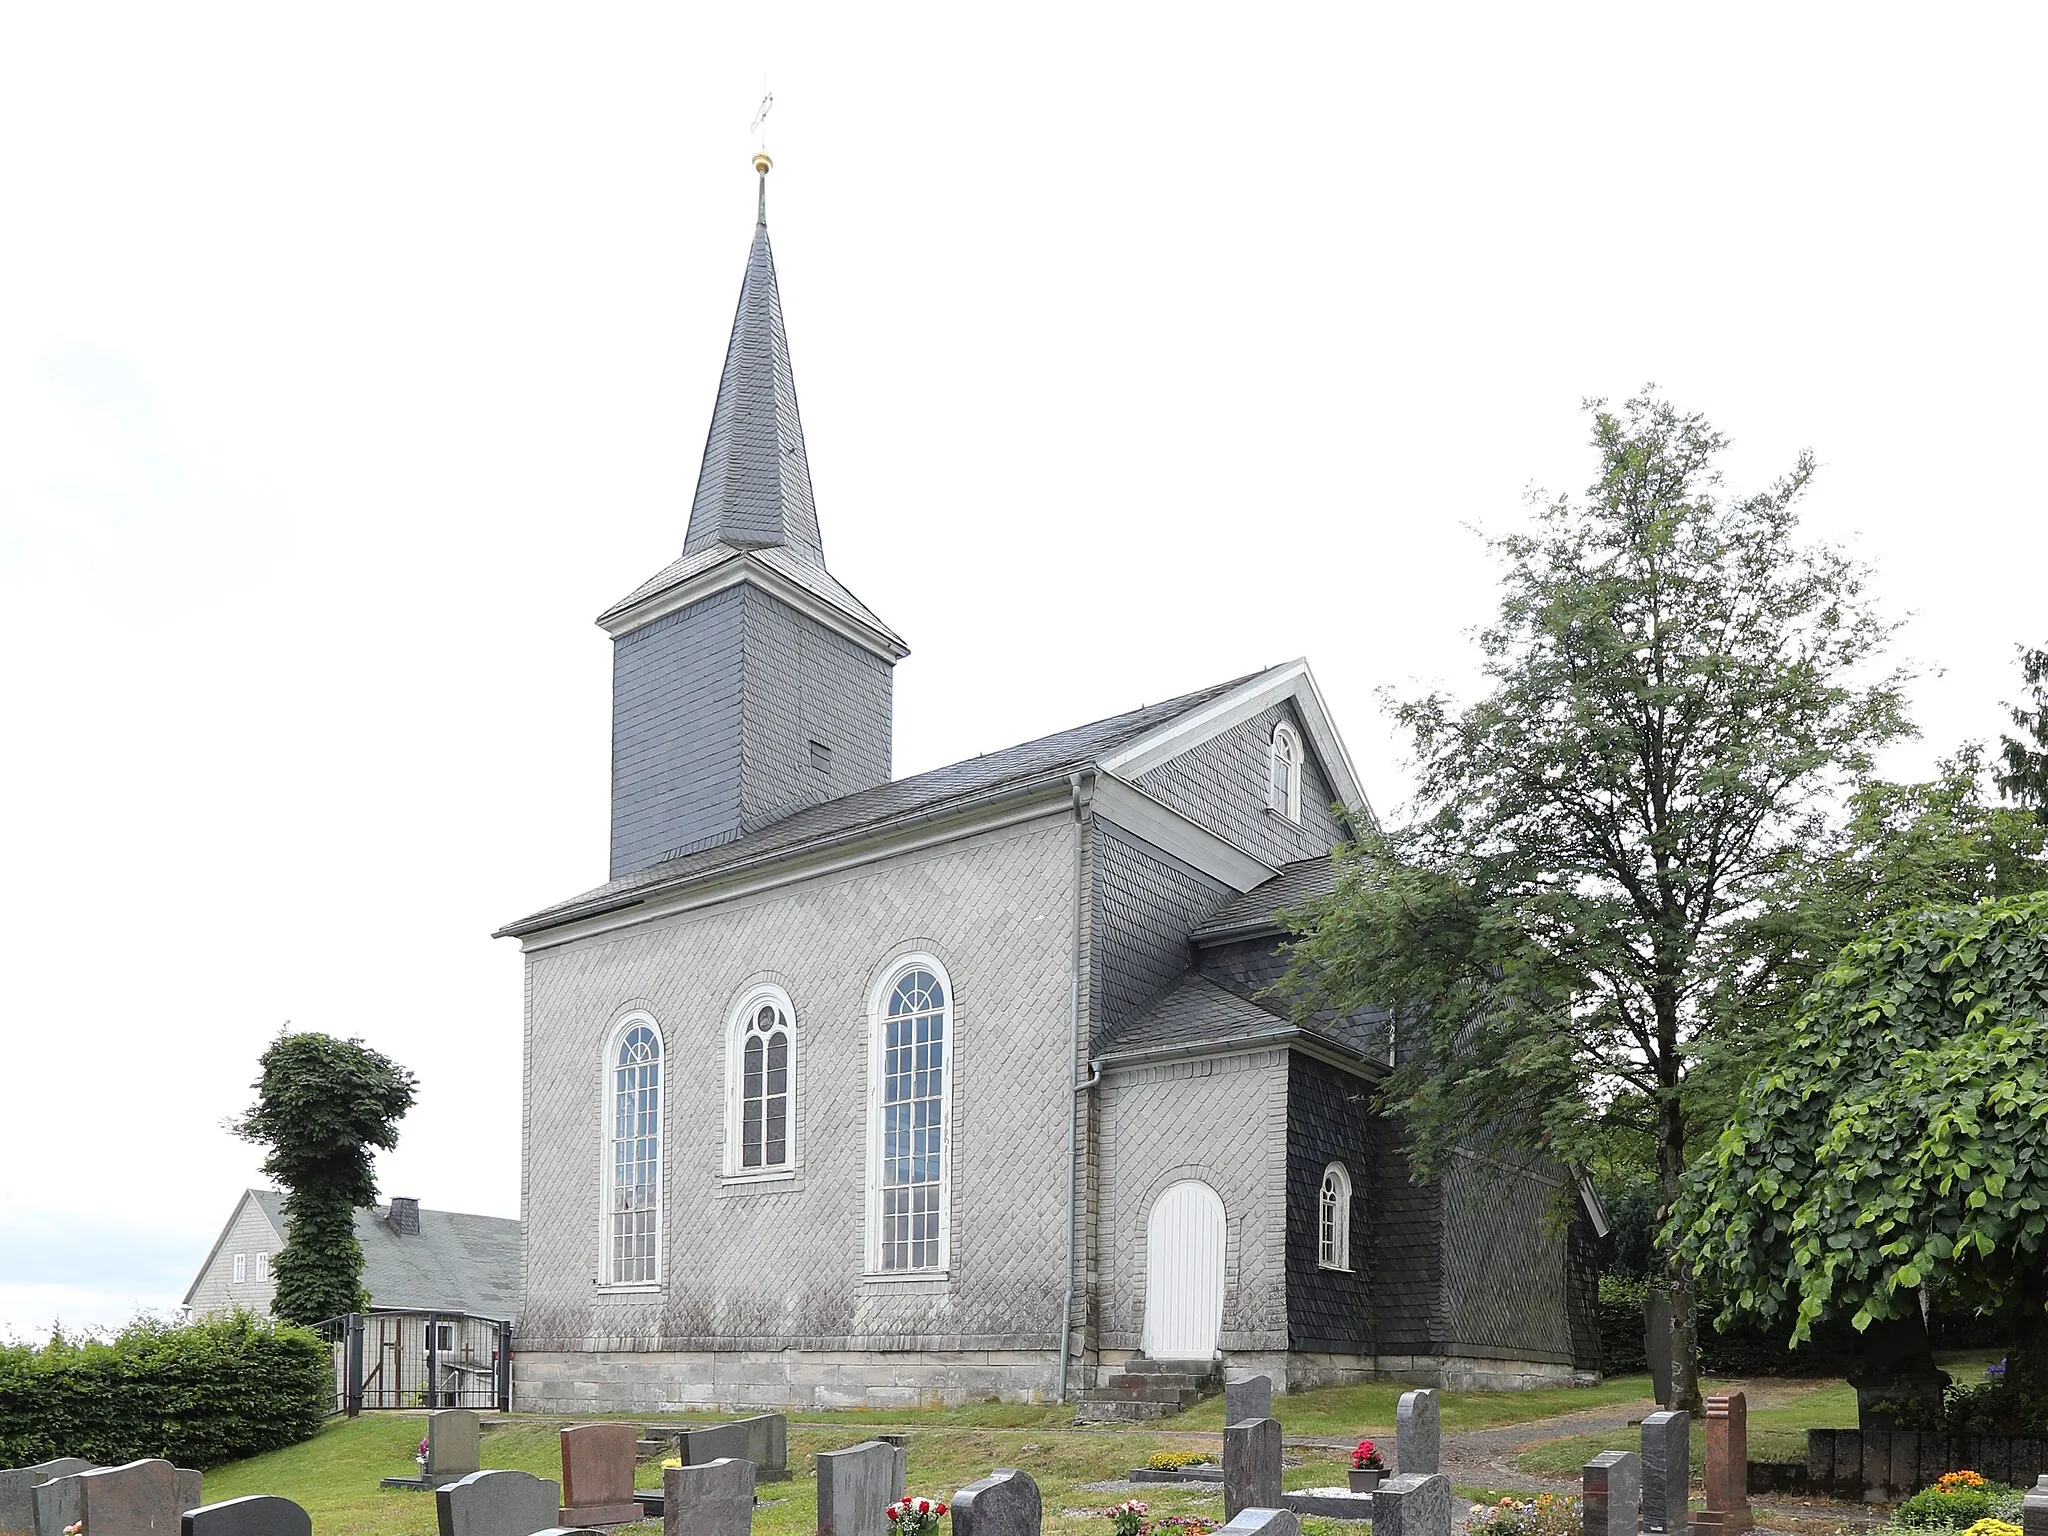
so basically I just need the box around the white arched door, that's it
[1140,1179,1226,1360]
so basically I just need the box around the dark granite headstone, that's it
[1225,1376,1274,1426]
[435,1470,560,1536]
[1641,1410,1690,1535]
[951,1468,1040,1536]
[180,1495,310,1536]
[817,1442,904,1536]
[1583,1451,1640,1536]
[558,1424,641,1526]
[662,1460,752,1536]
[2021,1475,2048,1536]
[1372,1473,1451,1536]
[677,1414,788,1481]
[1396,1390,1440,1475]
[1224,1418,1282,1520]
[1217,1512,1300,1536]
[1645,1291,1674,1407]
[1,1460,93,1536]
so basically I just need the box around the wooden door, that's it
[1140,1179,1226,1360]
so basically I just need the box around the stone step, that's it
[1103,1372,1213,1392]
[1078,1382,1208,1403]
[1073,1397,1196,1423]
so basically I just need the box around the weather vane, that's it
[750,89,775,213]
[750,90,773,150]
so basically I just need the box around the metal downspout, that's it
[1057,771,1088,1403]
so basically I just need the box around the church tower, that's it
[598,156,907,878]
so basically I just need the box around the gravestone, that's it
[951,1468,1040,1536]
[1,1460,93,1536]
[1583,1451,1641,1536]
[1218,1512,1300,1536]
[1371,1473,1451,1536]
[1645,1290,1674,1407]
[60,1459,198,1536]
[435,1470,560,1536]
[1694,1394,1753,1535]
[1641,1410,1690,1535]
[181,1495,311,1536]
[1224,1417,1282,1520]
[558,1425,642,1526]
[817,1441,905,1536]
[1225,1376,1274,1426]
[384,1408,485,1490]
[32,1472,87,1536]
[1396,1389,1440,1475]
[663,1459,753,1536]
[2022,1475,2048,1536]
[676,1414,789,1481]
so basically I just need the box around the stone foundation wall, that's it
[1085,1348,1578,1393]
[514,1348,1061,1413]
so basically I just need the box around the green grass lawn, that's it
[1174,1375,1660,1438]
[1510,1379,1857,1478]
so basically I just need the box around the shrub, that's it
[1897,1485,1999,1529]
[1145,1451,1214,1471]
[0,1312,329,1468]
[1962,1521,2021,1536]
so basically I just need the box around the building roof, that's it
[184,1190,522,1320]
[499,670,1265,938]
[1094,970,1387,1067]
[1191,856,1342,943]
[595,185,904,659]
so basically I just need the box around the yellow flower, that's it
[1960,1519,2018,1536]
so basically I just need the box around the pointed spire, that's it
[681,153,823,560]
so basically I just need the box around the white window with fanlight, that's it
[1268,722,1304,822]
[865,955,954,1276]
[725,984,798,1181]
[600,1012,664,1289]
[1318,1161,1353,1271]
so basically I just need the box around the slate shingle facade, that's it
[507,179,1598,1409]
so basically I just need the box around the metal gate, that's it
[318,1311,512,1414]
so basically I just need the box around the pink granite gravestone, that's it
[1692,1393,1752,1536]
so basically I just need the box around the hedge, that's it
[0,1311,330,1468]
[1596,1274,1864,1378]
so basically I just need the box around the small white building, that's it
[185,1190,524,1408]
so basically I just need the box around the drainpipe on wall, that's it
[1056,771,1090,1404]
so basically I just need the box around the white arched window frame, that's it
[1318,1161,1353,1271]
[1268,723,1304,822]
[864,954,955,1276]
[724,984,798,1180]
[599,1012,664,1289]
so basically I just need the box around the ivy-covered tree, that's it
[1280,393,1909,1412]
[1678,892,2048,1385]
[1999,645,2048,818]
[234,1031,417,1325]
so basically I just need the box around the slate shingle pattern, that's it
[503,674,1258,936]
[1191,856,1341,941]
[245,1191,522,1319]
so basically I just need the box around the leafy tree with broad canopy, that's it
[234,1031,417,1326]
[1677,892,2048,1383]
[1280,393,1908,1412]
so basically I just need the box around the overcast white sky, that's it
[2,4,2043,1340]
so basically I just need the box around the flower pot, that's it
[1349,1469,1384,1494]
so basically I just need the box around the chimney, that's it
[387,1197,420,1236]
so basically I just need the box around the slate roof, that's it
[1191,856,1342,942]
[596,539,903,651]
[1094,970,1388,1067]
[199,1190,522,1320]
[500,671,1264,938]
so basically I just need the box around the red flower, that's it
[888,1511,900,1523]
[918,1500,930,1514]
[938,1505,948,1516]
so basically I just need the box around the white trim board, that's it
[1098,659,1375,830]
[598,550,909,661]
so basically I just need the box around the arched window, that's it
[867,957,954,1273]
[725,986,797,1177]
[1318,1161,1352,1271]
[604,1016,662,1286]
[1268,723,1303,822]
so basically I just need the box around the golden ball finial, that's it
[752,151,773,175]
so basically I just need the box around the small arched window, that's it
[1268,723,1303,822]
[605,1017,662,1285]
[1318,1161,1352,1271]
[867,958,954,1273]
[725,986,797,1177]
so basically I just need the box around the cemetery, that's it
[16,1365,2048,1536]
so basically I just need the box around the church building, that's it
[499,159,1601,1411]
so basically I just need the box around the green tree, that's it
[1280,393,1909,1412]
[1677,892,2048,1384]
[1685,747,2048,1134]
[233,1031,417,1325]
[1999,645,2048,816]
